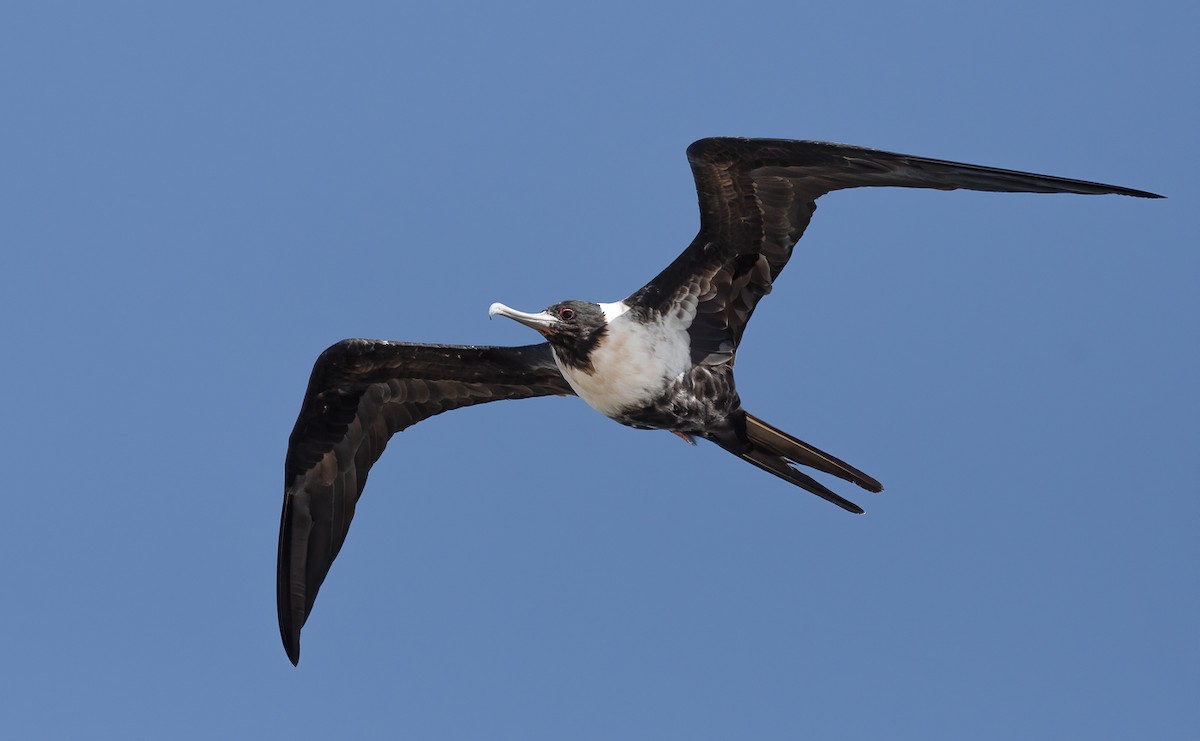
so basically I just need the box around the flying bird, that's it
[277,137,1160,664]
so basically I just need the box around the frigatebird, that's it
[278,137,1160,664]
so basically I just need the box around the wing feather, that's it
[277,339,573,665]
[628,137,1161,365]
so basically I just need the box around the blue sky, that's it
[2,2,1196,738]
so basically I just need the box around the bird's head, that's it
[489,300,608,370]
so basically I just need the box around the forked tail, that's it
[720,412,883,514]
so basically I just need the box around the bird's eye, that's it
[558,307,576,321]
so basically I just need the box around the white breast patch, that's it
[555,301,694,418]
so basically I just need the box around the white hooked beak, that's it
[488,302,559,334]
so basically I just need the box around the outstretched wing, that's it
[278,339,573,665]
[627,137,1162,366]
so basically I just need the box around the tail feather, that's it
[712,412,882,514]
[745,413,883,493]
[738,446,866,514]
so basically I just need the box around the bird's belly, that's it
[555,320,692,420]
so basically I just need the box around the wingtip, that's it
[281,630,301,666]
[1117,187,1165,199]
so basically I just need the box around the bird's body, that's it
[277,137,1161,664]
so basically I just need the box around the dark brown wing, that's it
[627,137,1162,366]
[278,339,573,665]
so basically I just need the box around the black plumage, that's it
[278,137,1160,664]
[278,341,571,665]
